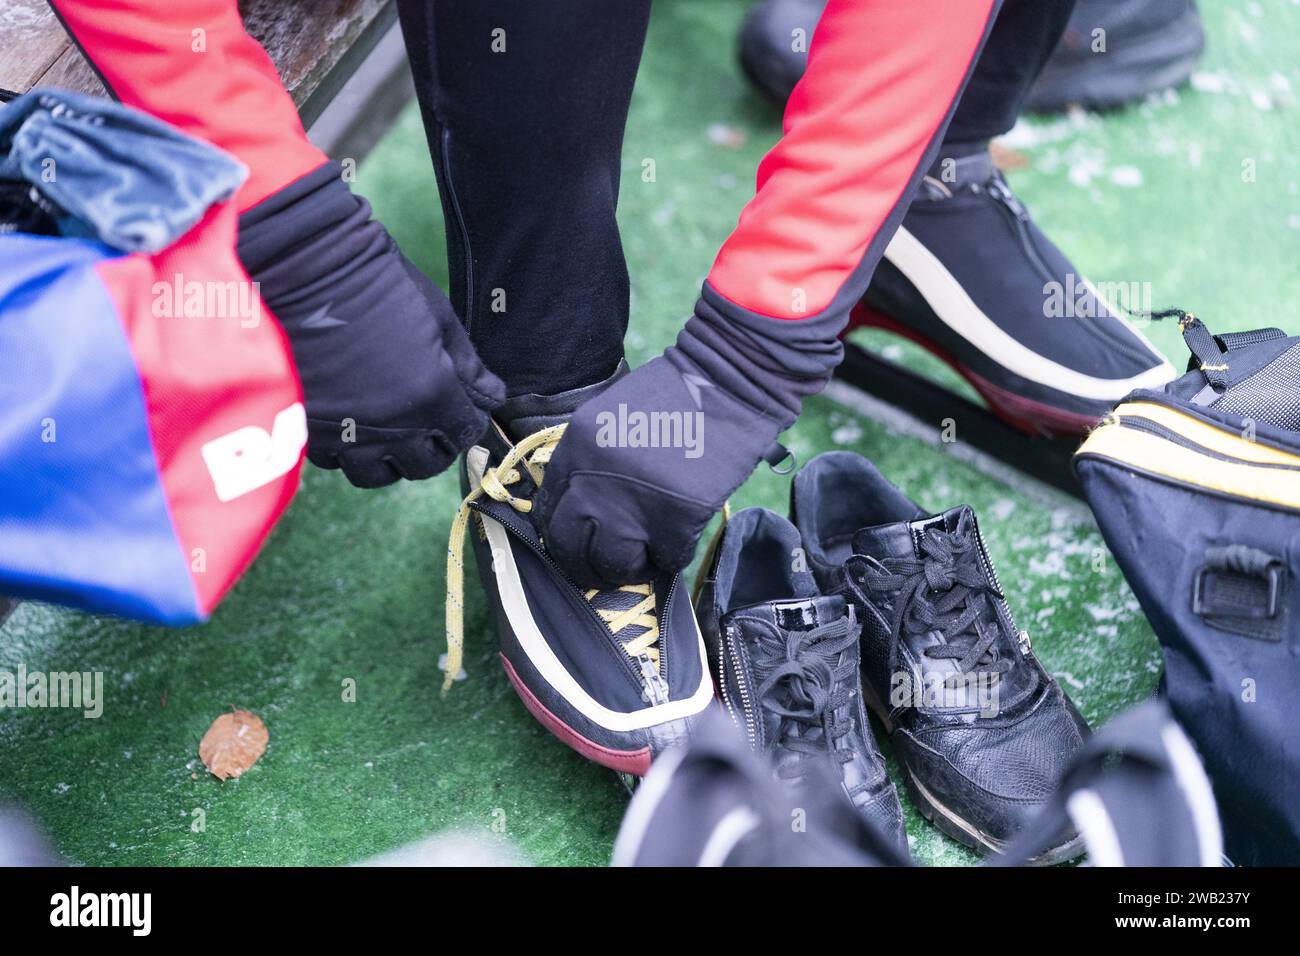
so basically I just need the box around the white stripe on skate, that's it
[883,226,1174,400]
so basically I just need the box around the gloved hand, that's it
[533,290,843,588]
[237,162,504,487]
[534,353,782,587]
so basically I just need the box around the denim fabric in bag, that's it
[0,88,246,252]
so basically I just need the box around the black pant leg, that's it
[946,0,1077,144]
[396,0,652,397]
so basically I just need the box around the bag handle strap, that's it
[1141,308,1288,393]
[1193,545,1284,625]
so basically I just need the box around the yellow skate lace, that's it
[444,423,661,695]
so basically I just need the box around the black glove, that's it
[534,289,844,588]
[237,162,503,487]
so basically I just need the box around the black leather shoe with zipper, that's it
[695,506,909,857]
[792,452,1089,863]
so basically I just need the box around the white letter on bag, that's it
[201,403,308,502]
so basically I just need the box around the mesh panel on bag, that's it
[1215,342,1300,431]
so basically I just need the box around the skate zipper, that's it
[986,176,1057,286]
[636,577,674,705]
[637,653,669,705]
[484,504,668,699]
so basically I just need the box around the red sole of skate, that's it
[846,304,1101,438]
[499,653,653,776]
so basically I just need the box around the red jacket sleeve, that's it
[49,0,327,212]
[706,0,1001,322]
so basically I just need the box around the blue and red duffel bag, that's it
[0,90,305,624]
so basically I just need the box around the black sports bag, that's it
[1074,312,1300,864]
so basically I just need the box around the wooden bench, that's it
[0,0,410,629]
[1,1,398,129]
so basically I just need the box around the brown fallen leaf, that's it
[199,709,268,781]
[707,123,747,150]
[990,140,1030,171]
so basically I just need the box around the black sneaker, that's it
[851,149,1174,436]
[445,364,715,776]
[1026,0,1206,113]
[737,0,825,105]
[740,1,1206,117]
[694,507,909,857]
[791,452,1089,863]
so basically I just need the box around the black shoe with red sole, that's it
[853,150,1174,438]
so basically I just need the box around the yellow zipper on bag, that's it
[1076,401,1300,512]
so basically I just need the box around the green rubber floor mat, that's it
[1,0,1297,866]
